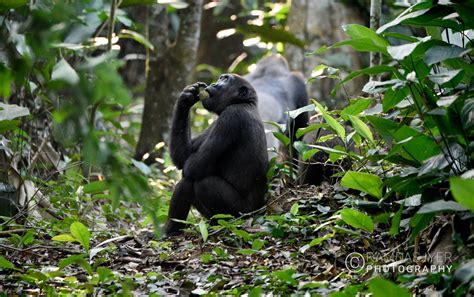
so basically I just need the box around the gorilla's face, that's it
[203,74,257,114]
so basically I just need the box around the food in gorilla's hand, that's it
[198,89,210,100]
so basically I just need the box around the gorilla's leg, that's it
[193,176,253,218]
[164,178,194,235]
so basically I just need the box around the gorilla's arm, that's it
[183,107,242,180]
[169,83,206,169]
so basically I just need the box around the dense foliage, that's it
[0,0,472,295]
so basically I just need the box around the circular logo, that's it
[345,252,365,272]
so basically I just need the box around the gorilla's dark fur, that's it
[164,74,268,235]
[244,55,309,157]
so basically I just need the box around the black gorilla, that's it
[164,74,268,235]
[244,55,309,158]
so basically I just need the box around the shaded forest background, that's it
[0,0,473,295]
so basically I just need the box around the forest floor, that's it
[0,182,453,295]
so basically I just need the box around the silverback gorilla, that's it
[164,74,268,235]
[244,55,309,158]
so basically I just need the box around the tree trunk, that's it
[369,0,382,81]
[135,1,203,163]
[286,0,367,109]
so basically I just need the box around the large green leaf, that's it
[450,177,474,212]
[342,24,389,52]
[461,99,474,132]
[424,45,470,65]
[341,171,383,199]
[52,234,77,242]
[287,104,315,119]
[0,103,30,121]
[330,38,387,54]
[70,222,91,251]
[314,101,345,140]
[382,87,409,112]
[0,256,15,270]
[377,4,460,33]
[340,208,374,233]
[51,58,79,85]
[198,220,208,242]
[348,115,374,142]
[417,200,467,214]
[387,41,421,60]
[428,69,464,86]
[340,98,373,120]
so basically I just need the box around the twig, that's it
[0,229,27,236]
[107,0,117,51]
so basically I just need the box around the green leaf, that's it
[51,58,79,85]
[0,256,15,270]
[238,249,256,255]
[383,87,409,112]
[0,0,27,9]
[198,220,208,242]
[296,123,325,139]
[377,4,432,33]
[348,115,373,142]
[70,222,91,251]
[450,178,474,212]
[461,99,474,131]
[341,171,383,199]
[237,24,305,48]
[428,69,464,86]
[302,148,319,161]
[251,239,265,250]
[287,104,315,120]
[409,213,435,242]
[340,208,374,233]
[314,101,345,140]
[368,277,410,297]
[362,79,405,94]
[290,203,299,215]
[83,180,108,194]
[424,45,470,65]
[417,200,467,214]
[299,232,334,253]
[233,229,251,241]
[52,234,77,242]
[118,29,154,50]
[342,24,389,53]
[387,41,420,60]
[58,254,92,274]
[0,102,30,121]
[331,38,387,54]
[340,98,373,120]
[272,268,297,286]
[390,204,403,236]
[273,131,290,146]
[249,286,262,297]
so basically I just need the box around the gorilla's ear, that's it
[238,86,248,98]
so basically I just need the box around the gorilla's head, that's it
[202,74,257,114]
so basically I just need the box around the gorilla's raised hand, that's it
[177,82,207,108]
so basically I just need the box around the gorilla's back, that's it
[244,55,309,157]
